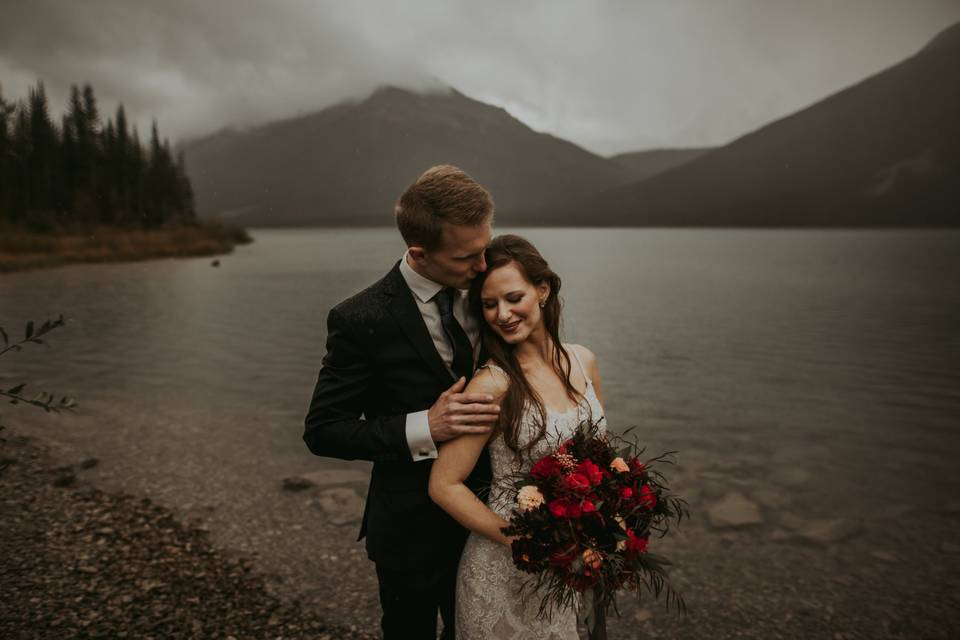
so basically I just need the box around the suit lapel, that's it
[384,263,456,386]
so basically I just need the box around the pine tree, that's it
[0,84,13,222]
[27,82,59,228]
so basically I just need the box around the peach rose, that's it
[582,548,603,571]
[610,457,629,473]
[516,485,545,512]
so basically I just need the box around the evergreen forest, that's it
[0,81,195,232]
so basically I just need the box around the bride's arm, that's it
[428,368,512,547]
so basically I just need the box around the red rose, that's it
[625,530,649,554]
[549,498,582,519]
[563,473,591,494]
[629,458,646,474]
[639,484,657,509]
[531,456,562,479]
[581,499,596,514]
[576,459,603,485]
[621,487,634,500]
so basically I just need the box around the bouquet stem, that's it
[584,586,607,640]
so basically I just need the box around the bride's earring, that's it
[539,299,545,308]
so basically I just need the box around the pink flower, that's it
[516,485,545,512]
[610,457,630,473]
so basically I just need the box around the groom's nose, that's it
[474,253,487,273]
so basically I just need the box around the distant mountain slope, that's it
[584,22,960,226]
[182,87,631,226]
[609,148,713,182]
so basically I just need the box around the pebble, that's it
[706,491,764,528]
[310,488,365,526]
[770,466,810,487]
[780,513,861,545]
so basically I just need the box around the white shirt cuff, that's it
[406,410,438,461]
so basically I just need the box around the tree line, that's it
[0,81,195,232]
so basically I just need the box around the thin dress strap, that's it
[479,362,508,378]
[565,344,591,384]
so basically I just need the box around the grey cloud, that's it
[1,0,958,154]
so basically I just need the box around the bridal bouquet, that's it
[500,420,688,640]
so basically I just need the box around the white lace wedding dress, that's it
[455,346,606,640]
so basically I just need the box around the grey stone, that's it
[770,466,810,487]
[876,503,914,519]
[869,551,898,563]
[53,473,77,487]
[281,476,313,492]
[311,488,365,525]
[634,608,654,622]
[752,488,789,509]
[943,501,960,514]
[706,491,763,528]
[300,468,369,487]
[779,513,861,545]
[282,468,368,492]
[941,542,960,554]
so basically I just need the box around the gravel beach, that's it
[0,431,374,640]
[4,426,959,639]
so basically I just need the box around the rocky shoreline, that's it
[4,425,959,639]
[0,431,374,640]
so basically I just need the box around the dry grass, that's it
[0,223,252,273]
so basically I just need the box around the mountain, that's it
[181,87,631,226]
[583,22,960,226]
[609,148,713,182]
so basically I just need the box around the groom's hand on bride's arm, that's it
[427,376,500,443]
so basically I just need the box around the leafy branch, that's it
[0,315,76,472]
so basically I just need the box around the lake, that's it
[2,227,959,636]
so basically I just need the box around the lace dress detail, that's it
[455,347,606,640]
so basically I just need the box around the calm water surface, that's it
[2,228,959,634]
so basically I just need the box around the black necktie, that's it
[434,287,474,381]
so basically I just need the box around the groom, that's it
[303,165,498,640]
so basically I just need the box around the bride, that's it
[429,234,606,640]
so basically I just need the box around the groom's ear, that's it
[408,245,427,263]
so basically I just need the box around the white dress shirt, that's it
[399,251,480,461]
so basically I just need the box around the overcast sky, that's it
[2,0,959,156]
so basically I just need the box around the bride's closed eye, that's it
[482,293,524,309]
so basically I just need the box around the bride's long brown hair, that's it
[469,235,585,459]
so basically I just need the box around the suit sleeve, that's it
[303,306,411,462]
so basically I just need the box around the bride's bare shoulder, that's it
[566,343,599,368]
[468,362,510,398]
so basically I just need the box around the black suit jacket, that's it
[304,262,492,570]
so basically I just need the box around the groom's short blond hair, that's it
[395,165,494,251]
